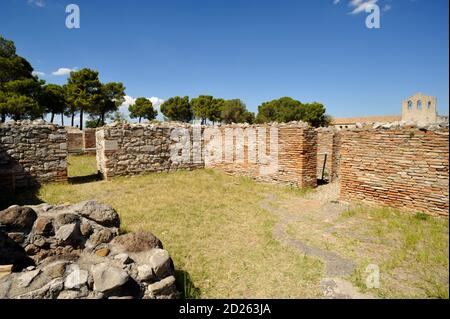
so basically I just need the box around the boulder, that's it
[70,201,120,228]
[18,269,41,288]
[147,275,177,296]
[111,231,163,252]
[64,269,89,290]
[0,206,37,233]
[137,264,154,282]
[114,253,133,265]
[55,223,81,247]
[87,228,114,247]
[148,249,172,278]
[91,263,129,293]
[33,216,54,236]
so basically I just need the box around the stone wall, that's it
[339,127,449,216]
[0,121,68,195]
[96,123,204,180]
[204,123,317,188]
[67,128,96,154]
[96,122,318,188]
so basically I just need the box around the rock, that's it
[14,277,64,299]
[7,232,25,244]
[79,220,92,237]
[26,266,36,271]
[33,216,54,235]
[148,249,172,278]
[137,264,154,282]
[55,223,81,247]
[53,213,79,230]
[18,269,41,288]
[70,201,120,228]
[41,260,68,279]
[57,289,88,299]
[32,235,48,248]
[114,253,133,265]
[91,263,129,293]
[111,231,163,252]
[147,276,177,296]
[0,265,13,280]
[24,244,40,255]
[0,206,37,232]
[95,248,110,257]
[0,231,34,270]
[64,269,89,290]
[88,228,114,247]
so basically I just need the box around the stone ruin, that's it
[0,201,179,299]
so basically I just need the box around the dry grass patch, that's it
[32,160,324,298]
[287,205,449,299]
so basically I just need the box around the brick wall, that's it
[339,128,449,216]
[67,128,83,152]
[204,123,317,188]
[0,121,68,195]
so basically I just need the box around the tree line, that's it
[1,35,331,128]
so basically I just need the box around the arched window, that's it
[417,100,423,110]
[407,100,413,111]
[427,101,432,109]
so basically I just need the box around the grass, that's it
[9,155,448,299]
[287,204,449,299]
[28,155,325,298]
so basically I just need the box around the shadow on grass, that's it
[0,186,43,210]
[175,269,202,299]
[68,172,102,185]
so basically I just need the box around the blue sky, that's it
[0,0,448,124]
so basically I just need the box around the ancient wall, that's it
[339,128,449,216]
[95,123,204,180]
[83,129,97,154]
[204,123,317,188]
[66,127,83,153]
[0,121,68,195]
[96,122,318,188]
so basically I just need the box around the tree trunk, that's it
[71,113,75,127]
[61,113,64,126]
[79,109,83,130]
[1,112,6,123]
[139,117,142,123]
[96,116,101,127]
[101,113,105,126]
[50,113,55,123]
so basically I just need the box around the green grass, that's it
[9,155,448,299]
[287,205,449,299]
[67,155,98,177]
[31,157,324,298]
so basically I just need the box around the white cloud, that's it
[32,71,46,77]
[333,0,341,4]
[349,0,378,15]
[52,67,76,76]
[118,95,165,122]
[383,4,392,12]
[27,0,45,8]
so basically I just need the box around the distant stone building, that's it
[402,93,438,124]
[332,115,401,130]
[332,93,446,129]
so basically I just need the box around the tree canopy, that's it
[221,99,254,124]
[0,35,43,122]
[160,96,193,122]
[129,97,157,123]
[256,97,330,127]
[39,84,66,123]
